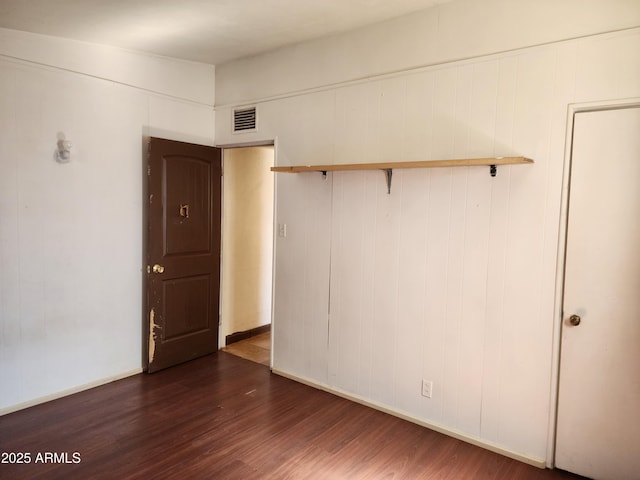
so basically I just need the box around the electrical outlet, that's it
[278,223,287,237]
[421,380,433,398]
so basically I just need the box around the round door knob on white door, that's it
[152,264,165,274]
[569,314,581,326]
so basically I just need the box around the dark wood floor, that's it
[0,352,586,480]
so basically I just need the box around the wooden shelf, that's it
[271,157,533,193]
[271,157,532,173]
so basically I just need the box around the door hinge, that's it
[147,165,151,176]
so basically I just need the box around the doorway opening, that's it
[219,145,275,367]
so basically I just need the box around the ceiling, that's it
[0,0,453,65]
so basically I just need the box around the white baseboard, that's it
[272,368,547,469]
[0,368,143,416]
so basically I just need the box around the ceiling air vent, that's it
[233,106,257,133]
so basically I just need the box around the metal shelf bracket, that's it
[382,168,393,194]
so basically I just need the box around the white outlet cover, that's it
[422,380,433,398]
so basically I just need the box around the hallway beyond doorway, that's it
[222,331,270,367]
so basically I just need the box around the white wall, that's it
[221,146,274,346]
[216,0,640,106]
[0,29,215,413]
[215,0,640,465]
[0,28,215,106]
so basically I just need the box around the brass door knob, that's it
[152,264,165,274]
[569,314,581,326]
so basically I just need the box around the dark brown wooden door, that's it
[146,137,222,373]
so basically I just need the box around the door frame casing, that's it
[547,97,640,467]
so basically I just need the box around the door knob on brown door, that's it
[568,314,581,326]
[152,264,165,274]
